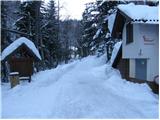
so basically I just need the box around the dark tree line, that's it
[1,0,83,70]
[1,0,158,83]
[1,0,158,70]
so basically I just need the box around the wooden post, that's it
[9,72,20,88]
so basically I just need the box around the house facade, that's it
[122,23,159,81]
[111,3,159,83]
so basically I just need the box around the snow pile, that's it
[1,37,41,61]
[1,55,158,118]
[110,41,122,65]
[118,3,159,24]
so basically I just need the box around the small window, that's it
[126,23,133,44]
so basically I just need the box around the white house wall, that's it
[122,23,158,59]
[122,24,141,58]
[122,23,159,81]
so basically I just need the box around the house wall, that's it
[122,23,159,81]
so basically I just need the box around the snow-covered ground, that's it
[1,55,159,118]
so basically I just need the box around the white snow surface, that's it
[1,37,41,61]
[1,55,158,118]
[118,3,159,24]
[110,41,122,66]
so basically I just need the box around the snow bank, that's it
[1,55,158,118]
[1,37,41,61]
[118,3,159,24]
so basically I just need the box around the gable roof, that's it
[111,3,159,38]
[118,3,159,24]
[1,37,42,61]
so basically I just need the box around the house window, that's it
[126,23,133,44]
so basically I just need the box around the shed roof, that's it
[1,37,42,61]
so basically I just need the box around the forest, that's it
[1,0,158,82]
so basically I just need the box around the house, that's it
[110,3,159,92]
[1,37,42,82]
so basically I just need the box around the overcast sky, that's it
[45,0,95,20]
[58,0,96,20]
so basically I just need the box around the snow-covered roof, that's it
[118,3,159,24]
[108,13,116,33]
[1,37,42,61]
[110,41,122,66]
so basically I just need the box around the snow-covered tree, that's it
[15,1,40,41]
[1,1,9,50]
[81,2,98,57]
[41,0,61,68]
[94,0,121,59]
[1,1,21,51]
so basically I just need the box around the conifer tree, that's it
[81,2,98,57]
[41,0,61,67]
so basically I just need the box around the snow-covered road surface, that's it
[1,55,159,118]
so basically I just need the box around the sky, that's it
[45,0,96,20]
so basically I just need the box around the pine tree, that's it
[93,0,126,59]
[94,1,119,58]
[1,1,11,50]
[81,2,98,57]
[1,1,8,82]
[41,0,61,67]
[15,1,40,41]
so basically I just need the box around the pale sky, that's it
[59,0,96,20]
[45,0,96,20]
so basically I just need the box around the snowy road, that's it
[1,55,159,118]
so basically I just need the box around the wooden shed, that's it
[1,37,42,82]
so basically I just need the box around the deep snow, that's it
[1,55,159,118]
